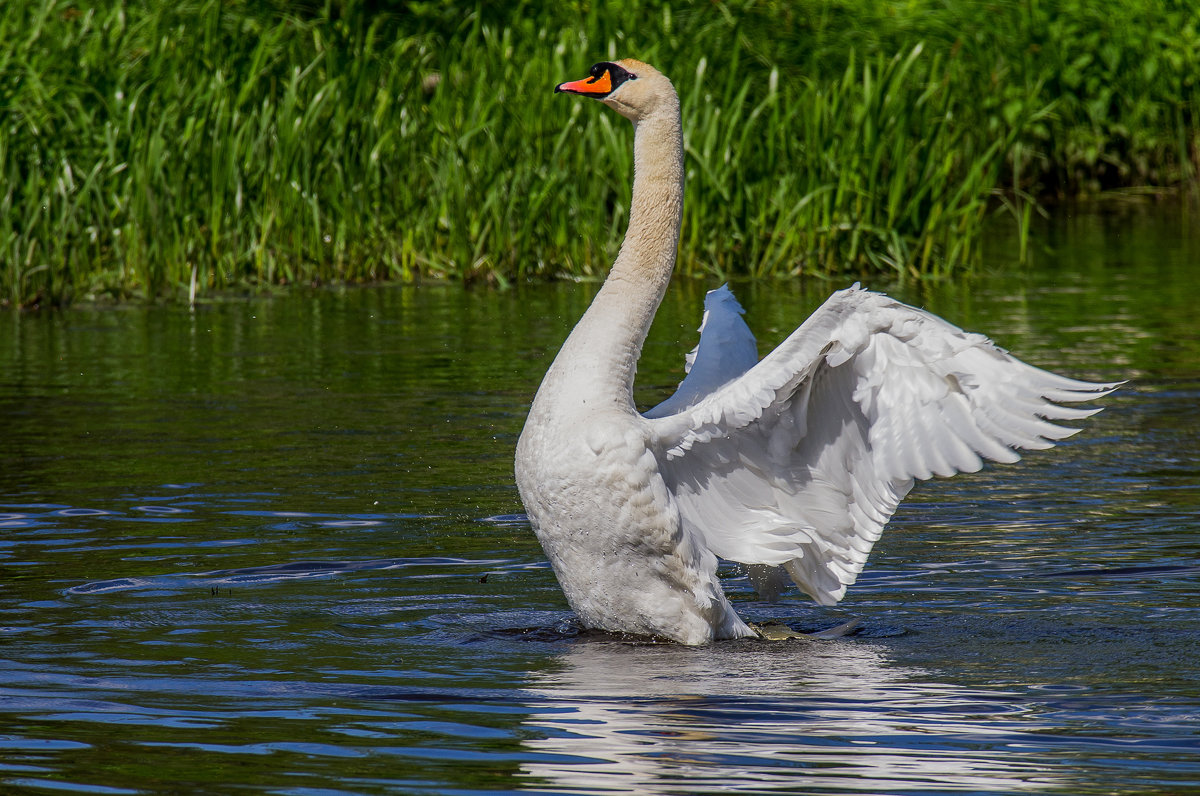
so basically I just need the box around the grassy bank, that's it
[3,0,1198,305]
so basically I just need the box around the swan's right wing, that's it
[645,285,1119,605]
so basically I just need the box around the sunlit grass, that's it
[2,0,1197,305]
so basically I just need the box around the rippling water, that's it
[2,207,1198,794]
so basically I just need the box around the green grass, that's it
[2,0,1198,305]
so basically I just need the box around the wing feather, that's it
[644,285,1120,605]
[645,285,758,418]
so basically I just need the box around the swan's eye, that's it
[590,62,637,90]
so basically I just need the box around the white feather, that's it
[645,285,757,418]
[645,285,1120,605]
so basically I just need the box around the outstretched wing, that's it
[644,285,1120,605]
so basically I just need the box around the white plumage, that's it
[647,283,1114,607]
[515,59,1118,645]
[644,285,759,419]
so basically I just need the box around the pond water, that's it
[1,204,1198,794]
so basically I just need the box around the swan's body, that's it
[515,60,1117,645]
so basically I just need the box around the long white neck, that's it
[533,95,684,416]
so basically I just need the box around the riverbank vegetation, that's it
[3,0,1198,305]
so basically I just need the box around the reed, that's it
[2,0,1197,305]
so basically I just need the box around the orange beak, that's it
[555,69,613,97]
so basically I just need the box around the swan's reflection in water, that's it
[519,636,1069,794]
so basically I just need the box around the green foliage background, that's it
[3,0,1198,304]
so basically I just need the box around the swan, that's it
[514,59,1118,645]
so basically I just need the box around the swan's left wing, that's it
[645,285,758,418]
[644,285,1120,605]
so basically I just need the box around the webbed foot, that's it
[751,618,861,641]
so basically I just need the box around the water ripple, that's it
[68,557,521,595]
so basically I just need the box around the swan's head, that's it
[555,59,675,122]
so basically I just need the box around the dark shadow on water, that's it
[1042,562,1200,578]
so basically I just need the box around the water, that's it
[1,205,1198,794]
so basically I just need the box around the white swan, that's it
[515,59,1118,645]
